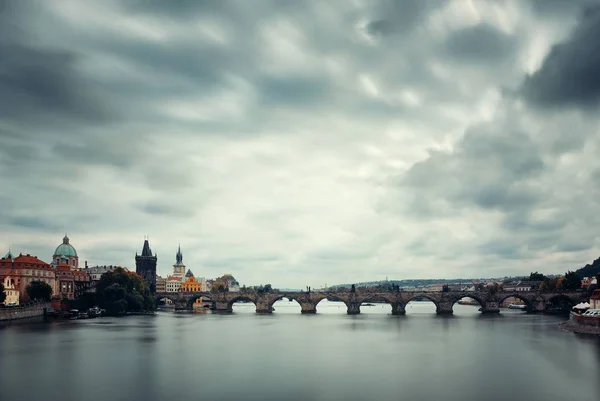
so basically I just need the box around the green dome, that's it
[54,235,78,257]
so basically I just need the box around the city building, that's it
[135,239,157,293]
[2,276,19,305]
[166,276,182,292]
[503,281,541,292]
[52,235,79,268]
[182,270,201,292]
[591,289,600,309]
[82,265,125,292]
[220,273,240,292]
[582,277,598,290]
[156,275,166,293]
[55,257,91,300]
[0,253,57,299]
[165,246,186,292]
[172,245,185,278]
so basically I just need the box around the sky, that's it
[1,0,599,288]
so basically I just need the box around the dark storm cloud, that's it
[443,24,517,62]
[402,125,545,214]
[521,5,600,108]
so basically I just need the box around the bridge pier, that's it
[256,301,272,314]
[481,301,500,314]
[347,302,361,315]
[391,302,406,315]
[530,299,546,313]
[436,301,453,315]
[300,302,317,314]
[212,302,232,314]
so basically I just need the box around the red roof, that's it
[0,254,52,269]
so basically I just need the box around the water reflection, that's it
[1,302,599,401]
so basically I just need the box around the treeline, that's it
[575,257,600,278]
[527,271,581,291]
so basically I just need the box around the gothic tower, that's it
[136,238,157,293]
[172,244,185,278]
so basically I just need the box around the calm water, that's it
[1,301,599,401]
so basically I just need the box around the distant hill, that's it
[575,257,600,278]
[330,277,519,289]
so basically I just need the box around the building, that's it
[165,246,186,292]
[2,276,19,305]
[582,277,598,290]
[182,270,201,292]
[503,281,542,292]
[52,235,79,268]
[0,253,56,299]
[156,275,166,293]
[55,258,91,300]
[82,265,125,292]
[220,273,240,292]
[590,289,600,309]
[172,245,185,278]
[135,239,157,293]
[166,276,182,292]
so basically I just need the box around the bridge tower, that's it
[136,238,157,293]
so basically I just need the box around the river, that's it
[1,300,599,401]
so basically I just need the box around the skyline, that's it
[1,0,600,288]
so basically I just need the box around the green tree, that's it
[96,267,155,315]
[563,271,581,290]
[0,282,6,304]
[529,272,545,281]
[541,277,557,291]
[25,280,53,301]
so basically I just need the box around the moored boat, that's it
[508,304,527,310]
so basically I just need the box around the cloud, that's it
[1,0,600,287]
[521,5,600,108]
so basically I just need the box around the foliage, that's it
[541,277,557,291]
[0,282,5,304]
[575,257,600,278]
[96,267,155,315]
[529,272,546,281]
[563,271,581,290]
[25,280,53,301]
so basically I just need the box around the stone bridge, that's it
[155,290,586,315]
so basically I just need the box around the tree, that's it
[563,271,581,290]
[96,267,155,315]
[529,272,545,281]
[0,282,6,304]
[541,277,557,291]
[25,280,53,301]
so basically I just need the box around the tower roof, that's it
[3,248,14,260]
[141,239,153,257]
[176,244,183,264]
[185,269,194,277]
[53,234,77,257]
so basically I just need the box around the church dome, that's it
[54,235,77,257]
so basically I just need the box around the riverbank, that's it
[560,312,600,336]
[0,303,49,323]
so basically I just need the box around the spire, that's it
[63,234,69,244]
[141,239,152,257]
[176,244,183,264]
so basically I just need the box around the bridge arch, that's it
[495,293,533,310]
[268,295,302,313]
[186,294,216,310]
[402,294,441,314]
[227,295,258,312]
[314,296,349,314]
[450,294,485,309]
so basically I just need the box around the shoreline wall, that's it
[0,303,50,322]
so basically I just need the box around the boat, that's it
[508,304,527,310]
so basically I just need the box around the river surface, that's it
[1,300,599,401]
